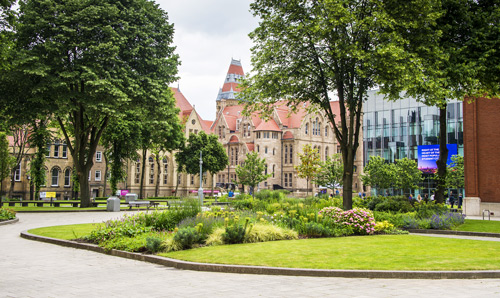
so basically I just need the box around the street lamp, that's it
[198,150,204,206]
[26,174,33,201]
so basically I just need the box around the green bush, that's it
[414,201,448,219]
[373,211,407,228]
[231,199,255,211]
[366,196,413,213]
[136,198,201,231]
[0,208,16,220]
[222,224,246,244]
[146,236,164,253]
[173,227,204,249]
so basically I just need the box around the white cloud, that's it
[156,0,258,121]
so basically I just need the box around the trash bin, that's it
[125,193,138,203]
[107,196,120,212]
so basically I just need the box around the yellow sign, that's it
[46,192,56,198]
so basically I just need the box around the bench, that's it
[128,201,159,211]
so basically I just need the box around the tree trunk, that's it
[79,173,91,207]
[342,158,354,210]
[139,147,146,199]
[435,105,448,204]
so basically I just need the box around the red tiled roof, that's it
[255,119,281,132]
[222,82,241,93]
[283,131,294,139]
[246,143,254,152]
[228,135,239,143]
[228,63,244,76]
[171,87,193,119]
[201,120,213,133]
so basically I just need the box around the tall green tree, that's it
[394,158,423,195]
[175,131,228,196]
[11,0,179,207]
[294,144,321,196]
[242,0,439,209]
[361,156,396,196]
[235,151,271,196]
[313,153,344,193]
[382,0,500,203]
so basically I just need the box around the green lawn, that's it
[29,223,101,240]
[162,235,500,271]
[28,220,500,271]
[454,219,500,233]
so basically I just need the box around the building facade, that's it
[2,58,364,200]
[363,88,464,196]
[463,97,500,215]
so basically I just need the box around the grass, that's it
[454,219,500,233]
[161,235,500,271]
[28,219,500,271]
[29,223,102,240]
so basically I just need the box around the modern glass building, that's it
[363,88,464,195]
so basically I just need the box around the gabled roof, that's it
[228,135,239,143]
[255,119,281,132]
[283,131,294,139]
[171,87,193,119]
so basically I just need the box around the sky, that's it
[156,1,259,121]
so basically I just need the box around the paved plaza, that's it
[1,211,500,297]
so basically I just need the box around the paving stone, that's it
[2,212,500,297]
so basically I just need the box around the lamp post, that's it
[26,174,33,201]
[198,150,204,206]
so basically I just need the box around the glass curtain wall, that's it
[363,89,464,196]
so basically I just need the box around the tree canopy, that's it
[175,131,228,191]
[313,153,343,191]
[7,0,180,206]
[235,151,271,196]
[294,144,321,196]
[243,0,440,209]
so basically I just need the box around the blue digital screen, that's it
[418,144,458,173]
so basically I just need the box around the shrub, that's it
[374,220,395,233]
[0,208,16,220]
[429,212,466,230]
[85,214,152,243]
[100,231,171,252]
[231,199,255,211]
[146,236,164,253]
[414,201,448,219]
[173,227,204,249]
[222,224,247,244]
[373,211,407,228]
[319,207,376,235]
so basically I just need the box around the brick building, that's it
[463,98,500,215]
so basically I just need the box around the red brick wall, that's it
[463,98,500,203]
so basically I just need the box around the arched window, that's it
[231,148,234,165]
[235,147,239,164]
[64,168,71,186]
[305,123,309,135]
[51,167,59,186]
[325,126,328,137]
[289,146,293,164]
[325,147,329,160]
[265,164,268,175]
[319,122,322,136]
[272,164,275,178]
[243,124,247,137]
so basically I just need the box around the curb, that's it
[20,230,500,279]
[0,217,19,226]
[409,229,500,238]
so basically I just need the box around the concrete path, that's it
[1,212,500,298]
